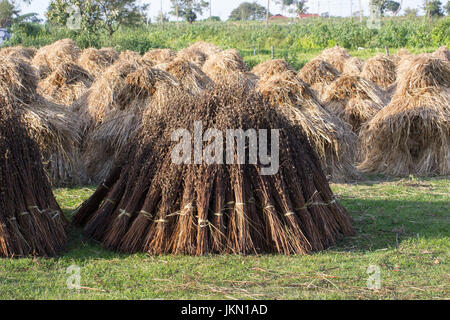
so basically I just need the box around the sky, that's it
[19,0,427,22]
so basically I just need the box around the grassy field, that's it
[0,176,448,300]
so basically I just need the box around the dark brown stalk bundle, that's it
[0,55,85,186]
[256,70,359,182]
[0,95,67,258]
[322,74,387,133]
[74,61,181,182]
[361,54,397,89]
[73,79,354,255]
[359,55,450,176]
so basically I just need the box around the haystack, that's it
[319,46,352,73]
[361,54,397,89]
[0,45,36,61]
[322,75,386,132]
[32,39,81,79]
[159,58,213,94]
[0,99,67,257]
[0,55,84,186]
[143,48,176,65]
[74,61,180,182]
[202,49,255,88]
[432,46,450,61]
[78,47,119,77]
[187,41,222,56]
[359,55,450,176]
[37,62,93,105]
[297,58,340,100]
[256,70,358,181]
[72,80,354,255]
[251,59,297,82]
[343,57,364,75]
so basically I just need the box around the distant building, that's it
[0,29,10,45]
[298,13,320,19]
[269,14,289,21]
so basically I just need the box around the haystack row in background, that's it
[0,55,85,186]
[73,59,181,182]
[73,80,354,255]
[322,74,386,133]
[359,55,450,176]
[255,63,358,181]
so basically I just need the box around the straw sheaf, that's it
[160,58,214,94]
[78,47,119,77]
[186,41,222,56]
[432,46,450,61]
[257,71,359,181]
[322,74,386,132]
[297,58,340,100]
[343,57,364,76]
[73,80,354,255]
[251,59,296,82]
[0,46,37,61]
[361,54,397,89]
[37,62,94,106]
[0,55,38,104]
[202,49,249,82]
[177,47,207,67]
[319,46,352,73]
[143,48,177,65]
[31,39,81,79]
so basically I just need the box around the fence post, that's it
[271,46,274,59]
[385,46,390,56]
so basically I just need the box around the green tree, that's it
[424,0,444,17]
[403,7,418,16]
[169,0,209,23]
[370,0,401,16]
[0,0,35,28]
[47,0,148,35]
[229,2,267,21]
[444,1,450,14]
[278,0,308,15]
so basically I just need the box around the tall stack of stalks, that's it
[74,60,180,182]
[361,54,397,90]
[432,46,450,61]
[31,39,81,79]
[343,57,364,75]
[78,47,119,77]
[359,55,450,176]
[319,46,352,73]
[143,48,176,65]
[0,55,84,186]
[0,45,36,61]
[256,69,358,181]
[73,80,354,255]
[298,58,340,100]
[251,59,296,82]
[322,75,386,132]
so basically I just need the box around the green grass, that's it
[0,176,448,300]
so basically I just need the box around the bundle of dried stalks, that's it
[257,71,358,181]
[143,48,176,64]
[0,55,85,186]
[32,39,81,79]
[251,59,296,82]
[187,41,222,56]
[38,62,93,106]
[343,57,363,75]
[202,49,252,87]
[0,45,36,61]
[75,61,181,182]
[0,98,67,257]
[78,47,119,77]
[159,58,213,94]
[73,79,354,255]
[177,47,207,67]
[361,54,397,89]
[432,46,450,62]
[359,55,450,176]
[319,46,352,73]
[297,58,340,100]
[322,75,386,132]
